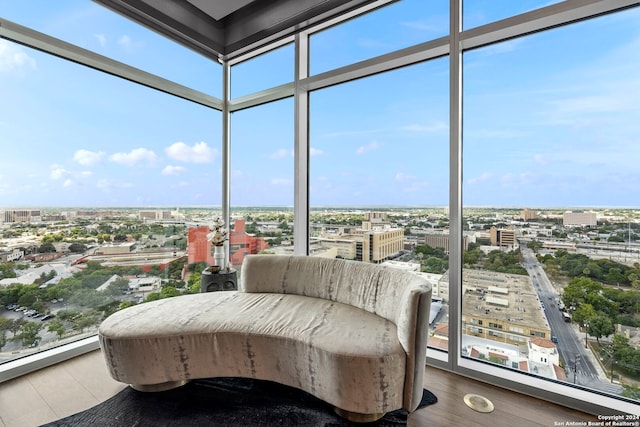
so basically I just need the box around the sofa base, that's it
[333,407,385,423]
[131,380,189,392]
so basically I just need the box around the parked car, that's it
[41,314,55,321]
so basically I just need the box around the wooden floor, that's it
[0,350,599,427]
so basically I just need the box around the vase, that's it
[213,244,226,268]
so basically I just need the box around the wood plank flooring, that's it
[0,350,601,427]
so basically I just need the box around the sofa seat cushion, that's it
[99,291,407,414]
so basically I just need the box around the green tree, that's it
[187,271,202,294]
[104,277,130,297]
[621,383,640,400]
[48,319,67,340]
[527,240,543,253]
[119,301,135,310]
[145,292,161,302]
[0,263,17,280]
[422,257,447,274]
[8,318,26,337]
[572,303,597,326]
[38,241,56,253]
[68,243,87,253]
[16,322,43,347]
[0,317,11,348]
[604,267,626,285]
[160,286,180,298]
[587,315,614,344]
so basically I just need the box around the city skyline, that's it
[1,2,638,208]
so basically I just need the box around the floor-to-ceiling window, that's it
[308,60,450,348]
[228,43,295,273]
[0,3,221,368]
[229,98,295,270]
[462,4,640,405]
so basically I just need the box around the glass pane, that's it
[462,8,640,402]
[231,43,294,99]
[0,39,220,363]
[229,98,295,271]
[310,0,448,75]
[0,0,221,97]
[463,0,564,30]
[310,59,449,351]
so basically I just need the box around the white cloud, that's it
[310,147,324,157]
[63,179,74,188]
[109,148,157,166]
[94,34,106,47]
[356,141,380,155]
[96,179,133,193]
[73,149,105,166]
[401,20,440,32]
[0,40,36,73]
[395,172,428,192]
[402,122,448,133]
[116,34,145,52]
[162,165,186,176]
[270,149,291,159]
[271,178,292,186]
[50,166,70,180]
[500,172,536,188]
[395,172,417,182]
[118,35,132,50]
[165,141,215,163]
[467,172,493,185]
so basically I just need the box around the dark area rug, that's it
[41,377,437,426]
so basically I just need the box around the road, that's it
[520,247,622,395]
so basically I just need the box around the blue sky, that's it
[0,1,638,208]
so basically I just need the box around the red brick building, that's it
[187,226,214,265]
[187,219,269,267]
[228,219,269,266]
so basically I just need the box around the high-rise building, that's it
[139,210,172,221]
[424,232,469,253]
[2,209,41,224]
[563,211,597,227]
[317,212,404,263]
[520,208,537,221]
[490,226,516,248]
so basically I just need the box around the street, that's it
[521,247,622,395]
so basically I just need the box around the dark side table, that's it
[201,267,238,293]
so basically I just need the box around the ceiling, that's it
[93,0,384,61]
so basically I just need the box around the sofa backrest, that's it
[240,254,423,323]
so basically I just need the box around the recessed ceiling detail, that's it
[93,0,385,60]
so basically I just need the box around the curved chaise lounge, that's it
[99,254,432,422]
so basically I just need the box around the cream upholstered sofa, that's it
[99,255,432,421]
